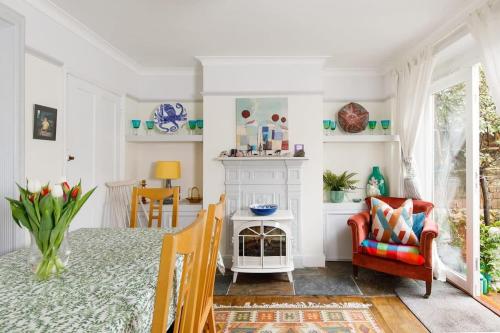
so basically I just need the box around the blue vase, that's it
[367,166,388,196]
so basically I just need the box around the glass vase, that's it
[28,231,71,280]
[367,166,388,197]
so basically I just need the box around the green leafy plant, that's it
[323,170,358,192]
[480,220,500,285]
[6,180,95,280]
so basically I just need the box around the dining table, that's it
[0,228,183,333]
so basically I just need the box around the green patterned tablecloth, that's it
[0,228,181,333]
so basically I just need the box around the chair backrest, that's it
[191,194,226,333]
[151,209,206,333]
[130,187,179,228]
[103,179,138,228]
[365,196,434,216]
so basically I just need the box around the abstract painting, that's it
[236,98,289,153]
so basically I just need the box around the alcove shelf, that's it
[126,134,203,142]
[323,134,400,143]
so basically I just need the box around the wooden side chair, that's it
[129,187,179,228]
[151,209,207,333]
[191,194,226,333]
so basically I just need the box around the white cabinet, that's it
[324,202,367,261]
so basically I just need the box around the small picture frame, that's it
[294,144,304,154]
[33,104,57,141]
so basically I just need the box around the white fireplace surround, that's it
[219,157,307,267]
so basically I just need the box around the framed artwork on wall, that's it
[33,104,57,141]
[236,97,289,153]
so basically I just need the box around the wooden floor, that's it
[214,295,429,333]
[479,292,500,316]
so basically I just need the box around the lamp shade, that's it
[154,161,181,179]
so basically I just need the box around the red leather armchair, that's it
[347,196,439,297]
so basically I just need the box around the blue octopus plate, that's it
[153,103,187,133]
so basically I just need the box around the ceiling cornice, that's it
[196,56,330,67]
[388,0,490,69]
[25,1,388,78]
[322,67,386,77]
[27,0,142,72]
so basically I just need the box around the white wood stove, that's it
[231,209,294,283]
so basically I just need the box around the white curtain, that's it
[468,0,500,115]
[394,48,435,199]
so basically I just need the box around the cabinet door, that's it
[325,213,353,261]
[176,212,199,229]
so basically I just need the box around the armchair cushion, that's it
[365,196,434,216]
[369,197,420,246]
[361,239,425,265]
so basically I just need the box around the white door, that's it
[66,75,120,230]
[431,65,481,296]
[0,11,24,254]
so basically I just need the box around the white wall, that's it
[25,53,64,183]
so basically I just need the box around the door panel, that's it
[66,75,120,230]
[432,66,480,296]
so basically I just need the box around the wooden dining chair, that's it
[191,194,226,333]
[151,209,207,333]
[129,187,179,228]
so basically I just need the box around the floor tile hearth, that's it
[215,262,419,297]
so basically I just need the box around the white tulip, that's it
[51,184,64,198]
[27,179,42,193]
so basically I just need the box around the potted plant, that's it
[323,170,358,203]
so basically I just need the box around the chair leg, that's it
[352,264,358,278]
[206,307,216,333]
[424,280,432,298]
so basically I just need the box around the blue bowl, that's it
[249,204,278,216]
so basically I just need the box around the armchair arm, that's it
[347,211,371,253]
[419,218,439,268]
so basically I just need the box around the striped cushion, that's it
[361,239,424,265]
[369,197,420,246]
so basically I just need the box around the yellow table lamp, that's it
[155,161,181,203]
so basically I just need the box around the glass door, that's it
[431,66,481,296]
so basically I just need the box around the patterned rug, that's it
[214,302,382,333]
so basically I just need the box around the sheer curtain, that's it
[394,48,435,199]
[468,0,500,114]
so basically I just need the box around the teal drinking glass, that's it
[368,120,377,134]
[131,119,141,135]
[188,120,197,135]
[323,120,331,136]
[145,120,155,135]
[330,120,337,134]
[196,119,204,135]
[381,119,391,135]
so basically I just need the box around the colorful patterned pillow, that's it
[369,197,420,246]
[412,212,426,239]
[361,239,424,265]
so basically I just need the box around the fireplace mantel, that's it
[219,157,307,267]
